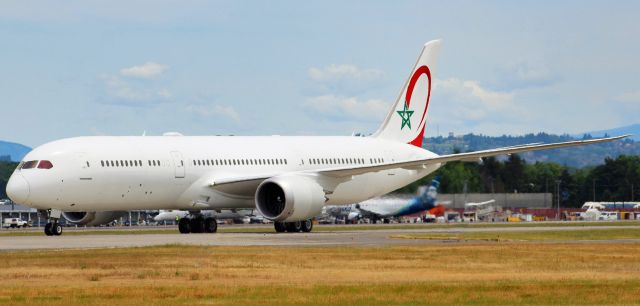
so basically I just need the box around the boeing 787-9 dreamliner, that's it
[5,40,627,236]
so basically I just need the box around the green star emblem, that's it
[396,102,414,130]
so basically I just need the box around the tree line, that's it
[0,161,18,199]
[396,154,640,208]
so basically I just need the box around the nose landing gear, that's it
[42,209,63,236]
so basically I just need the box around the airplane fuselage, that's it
[9,135,441,212]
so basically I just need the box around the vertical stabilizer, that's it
[373,40,442,147]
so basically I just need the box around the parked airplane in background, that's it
[5,39,627,236]
[153,209,260,225]
[324,178,444,223]
[153,210,189,223]
[356,178,443,222]
[464,199,496,208]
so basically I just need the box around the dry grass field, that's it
[1,242,639,305]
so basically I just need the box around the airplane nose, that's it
[6,174,30,204]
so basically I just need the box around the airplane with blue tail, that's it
[323,177,444,223]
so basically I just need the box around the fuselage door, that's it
[170,151,185,178]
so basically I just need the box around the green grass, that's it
[0,220,638,236]
[392,227,640,241]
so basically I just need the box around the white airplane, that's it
[5,39,626,236]
[153,209,257,224]
[464,199,496,208]
[153,210,189,222]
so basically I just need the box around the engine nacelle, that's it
[255,175,326,222]
[62,211,127,226]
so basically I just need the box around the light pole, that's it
[592,179,596,202]
[555,180,561,221]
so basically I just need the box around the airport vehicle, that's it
[599,211,619,221]
[2,217,29,228]
[5,40,627,236]
[462,211,477,222]
[463,199,500,222]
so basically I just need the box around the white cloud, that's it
[120,62,168,79]
[100,75,171,105]
[616,90,640,103]
[435,78,516,111]
[186,104,240,122]
[307,64,384,95]
[426,78,532,135]
[305,95,389,121]
[308,64,383,82]
[497,60,556,89]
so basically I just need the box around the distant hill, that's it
[0,141,31,162]
[423,133,639,168]
[580,123,640,141]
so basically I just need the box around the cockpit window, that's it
[37,160,54,169]
[20,160,38,169]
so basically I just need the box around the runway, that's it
[1,224,639,251]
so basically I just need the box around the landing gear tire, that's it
[274,222,286,233]
[52,223,62,236]
[44,223,53,236]
[301,219,313,233]
[178,218,191,234]
[204,218,218,233]
[285,221,302,232]
[190,217,205,233]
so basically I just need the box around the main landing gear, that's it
[274,219,313,233]
[42,209,63,236]
[178,213,218,234]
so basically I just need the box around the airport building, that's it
[439,193,553,209]
[0,202,39,226]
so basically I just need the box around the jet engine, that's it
[62,211,127,226]
[255,175,326,222]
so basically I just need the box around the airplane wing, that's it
[318,135,628,178]
[465,199,496,207]
[208,135,627,195]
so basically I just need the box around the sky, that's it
[1,0,639,147]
